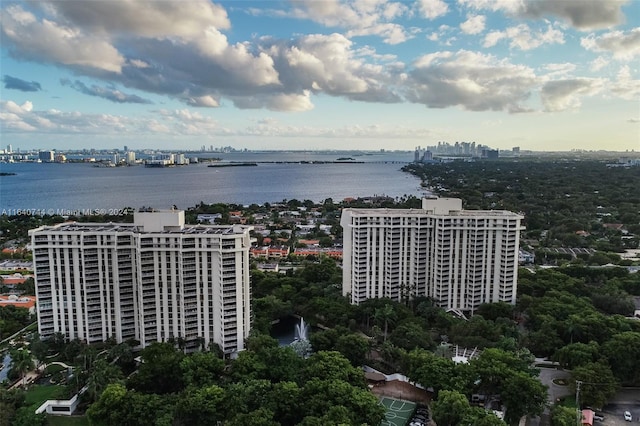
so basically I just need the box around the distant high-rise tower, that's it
[38,150,54,162]
[30,209,254,355]
[482,149,499,159]
[414,146,422,162]
[341,198,523,312]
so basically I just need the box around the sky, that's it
[1,0,639,152]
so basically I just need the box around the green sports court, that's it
[380,396,416,426]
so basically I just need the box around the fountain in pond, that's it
[290,317,312,358]
[294,317,309,341]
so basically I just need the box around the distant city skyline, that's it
[1,0,639,152]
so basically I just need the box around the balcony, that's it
[223,327,238,342]
[223,300,237,309]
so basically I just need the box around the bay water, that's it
[0,151,424,213]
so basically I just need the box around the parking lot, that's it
[600,401,640,426]
[531,367,640,426]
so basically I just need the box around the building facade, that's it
[340,198,523,313]
[29,209,253,354]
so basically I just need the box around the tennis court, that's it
[380,396,416,426]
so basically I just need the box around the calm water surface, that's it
[0,152,423,211]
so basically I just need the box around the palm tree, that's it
[87,359,122,402]
[10,347,34,386]
[374,304,396,342]
[81,345,98,371]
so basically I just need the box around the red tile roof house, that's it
[268,246,290,258]
[298,239,320,247]
[0,295,37,314]
[1,273,28,285]
[250,247,269,258]
[294,248,343,259]
[1,247,28,256]
[249,246,290,258]
[228,211,248,224]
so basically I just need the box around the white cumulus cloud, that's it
[460,15,486,35]
[540,78,605,111]
[483,24,564,50]
[1,5,125,73]
[287,0,412,45]
[610,65,640,100]
[406,50,538,113]
[48,0,230,38]
[417,0,449,19]
[581,28,640,61]
[460,0,628,30]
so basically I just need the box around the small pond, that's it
[270,316,316,346]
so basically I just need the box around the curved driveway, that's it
[527,366,573,426]
[538,366,573,405]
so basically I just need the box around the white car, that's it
[624,411,632,422]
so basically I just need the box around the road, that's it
[528,368,640,426]
[601,389,640,426]
[538,366,573,405]
[527,365,573,426]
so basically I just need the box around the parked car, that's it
[624,411,632,422]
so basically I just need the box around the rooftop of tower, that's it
[30,221,251,235]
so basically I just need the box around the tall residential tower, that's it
[30,209,253,355]
[340,198,523,313]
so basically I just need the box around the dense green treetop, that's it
[570,362,619,409]
[86,340,384,426]
[0,305,33,340]
[403,159,640,251]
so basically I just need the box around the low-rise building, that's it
[294,247,343,259]
[0,259,33,270]
[0,295,36,314]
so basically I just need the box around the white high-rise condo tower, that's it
[341,198,523,313]
[30,209,253,355]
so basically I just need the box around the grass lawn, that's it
[25,384,66,407]
[46,415,90,426]
[22,384,88,426]
[558,395,578,409]
[45,364,67,374]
